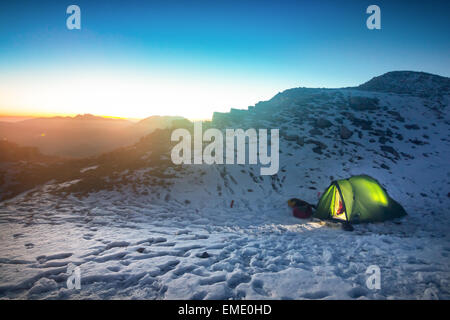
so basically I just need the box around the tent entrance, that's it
[331,184,348,221]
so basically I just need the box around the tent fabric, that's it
[314,175,407,223]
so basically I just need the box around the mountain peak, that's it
[73,114,104,120]
[357,71,450,97]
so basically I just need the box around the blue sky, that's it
[0,0,449,119]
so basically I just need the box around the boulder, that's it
[309,128,323,136]
[349,96,379,111]
[380,145,400,159]
[339,125,353,139]
[315,118,333,129]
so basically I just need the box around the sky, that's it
[0,0,449,120]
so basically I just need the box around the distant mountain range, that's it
[2,71,447,159]
[0,114,185,158]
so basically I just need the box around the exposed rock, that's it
[409,138,428,145]
[350,117,373,130]
[309,128,323,136]
[405,124,420,130]
[379,136,390,144]
[312,146,323,154]
[371,129,385,137]
[212,111,231,126]
[357,71,450,97]
[296,136,305,146]
[315,118,333,129]
[387,111,405,122]
[339,125,353,139]
[283,134,298,142]
[401,152,415,160]
[305,139,327,149]
[380,145,400,158]
[349,96,379,111]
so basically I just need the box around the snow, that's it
[0,191,448,299]
[80,166,99,173]
[0,80,449,299]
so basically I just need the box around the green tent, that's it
[314,175,407,223]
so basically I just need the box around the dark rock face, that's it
[283,134,299,142]
[283,134,305,147]
[409,138,428,146]
[357,71,450,97]
[380,145,400,159]
[315,118,333,129]
[312,146,323,154]
[212,111,231,126]
[339,125,353,139]
[351,118,373,131]
[379,136,391,144]
[305,139,327,155]
[349,96,379,111]
[405,124,420,130]
[387,111,405,122]
[309,128,323,136]
[380,163,390,170]
[296,136,305,146]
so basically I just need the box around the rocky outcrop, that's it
[349,96,379,111]
[357,71,450,97]
[315,118,333,129]
[339,125,353,139]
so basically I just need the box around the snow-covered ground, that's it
[0,190,448,300]
[0,73,449,299]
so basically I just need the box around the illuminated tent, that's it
[314,175,406,223]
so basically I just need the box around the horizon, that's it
[1,69,448,122]
[1,0,449,119]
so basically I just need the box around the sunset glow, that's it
[1,1,449,120]
[0,68,291,120]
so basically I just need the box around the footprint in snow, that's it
[302,290,330,299]
[36,253,73,264]
[107,266,121,272]
[348,286,369,299]
[83,233,94,240]
[227,272,251,289]
[251,279,269,296]
[157,260,180,275]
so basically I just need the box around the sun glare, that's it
[0,70,279,120]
